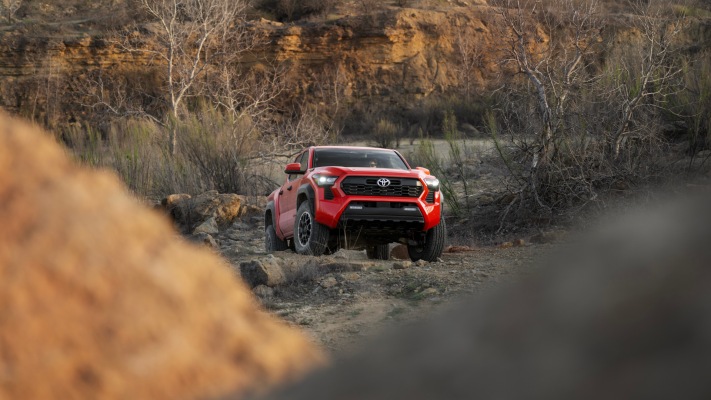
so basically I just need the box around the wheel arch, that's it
[296,184,315,210]
[265,201,275,228]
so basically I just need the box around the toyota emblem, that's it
[377,178,391,187]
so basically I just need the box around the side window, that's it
[289,151,308,181]
[299,151,309,172]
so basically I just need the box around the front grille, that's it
[341,177,423,198]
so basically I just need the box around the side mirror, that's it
[284,162,304,174]
[415,166,431,175]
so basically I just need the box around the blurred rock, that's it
[0,113,323,400]
[260,195,711,400]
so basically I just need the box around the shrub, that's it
[255,0,342,21]
[372,118,400,148]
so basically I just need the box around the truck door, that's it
[277,150,309,238]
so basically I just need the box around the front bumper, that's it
[313,183,441,231]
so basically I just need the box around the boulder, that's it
[161,191,248,233]
[240,258,288,287]
[191,190,240,224]
[239,257,369,288]
[240,204,263,219]
[193,217,219,235]
[161,193,192,209]
[390,244,410,260]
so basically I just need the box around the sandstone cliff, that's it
[0,5,709,127]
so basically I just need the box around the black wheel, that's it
[366,244,390,260]
[265,225,288,253]
[408,219,446,262]
[294,201,330,256]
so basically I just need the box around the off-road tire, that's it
[265,225,288,253]
[294,201,330,256]
[408,219,446,262]
[366,244,390,260]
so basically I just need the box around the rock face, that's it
[0,7,506,126]
[2,6,711,129]
[0,113,323,400]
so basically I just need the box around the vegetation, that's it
[471,0,710,231]
[1,0,710,235]
[254,0,341,21]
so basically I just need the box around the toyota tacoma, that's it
[265,146,445,261]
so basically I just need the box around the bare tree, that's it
[453,22,484,100]
[491,0,603,212]
[607,1,686,158]
[116,0,250,155]
[277,0,298,21]
[78,69,165,127]
[0,0,22,23]
[210,63,287,129]
[485,0,690,228]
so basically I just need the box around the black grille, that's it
[425,192,435,203]
[341,177,423,198]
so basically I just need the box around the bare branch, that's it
[0,0,23,23]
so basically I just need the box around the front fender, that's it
[296,184,315,208]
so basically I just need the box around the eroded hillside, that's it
[2,2,708,128]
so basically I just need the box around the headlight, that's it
[424,176,440,191]
[313,174,338,187]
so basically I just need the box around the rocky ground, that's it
[159,191,555,354]
[234,244,549,354]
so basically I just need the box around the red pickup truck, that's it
[265,146,445,261]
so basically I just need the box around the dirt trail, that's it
[218,234,550,354]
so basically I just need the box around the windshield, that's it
[313,148,409,170]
